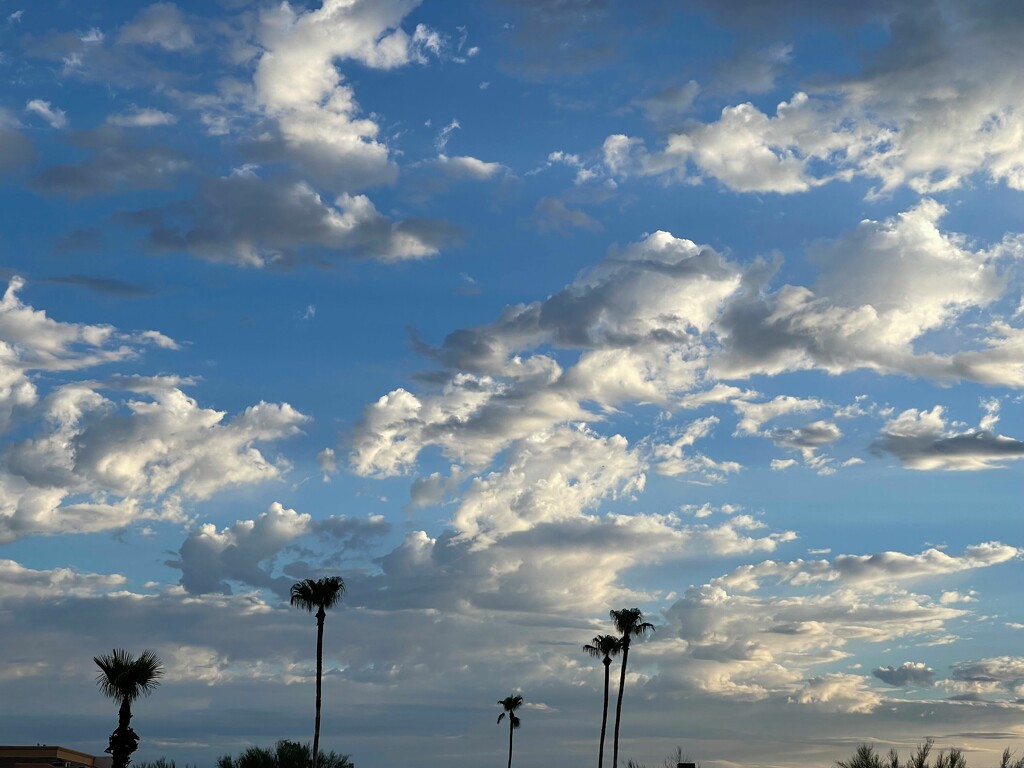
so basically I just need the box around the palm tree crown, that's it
[610,608,655,648]
[584,634,622,663]
[496,694,523,726]
[290,577,346,615]
[94,648,164,704]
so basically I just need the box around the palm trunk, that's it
[107,699,139,768]
[313,607,325,768]
[507,718,514,768]
[611,640,630,768]
[598,657,611,768]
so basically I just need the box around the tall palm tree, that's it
[496,694,523,768]
[93,648,164,768]
[584,635,622,768]
[609,608,655,768]
[290,576,346,768]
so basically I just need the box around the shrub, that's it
[217,740,352,768]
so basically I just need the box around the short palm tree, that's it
[584,635,622,768]
[496,694,523,768]
[609,608,655,768]
[290,576,346,768]
[93,648,164,768]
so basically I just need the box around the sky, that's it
[1,1,1024,767]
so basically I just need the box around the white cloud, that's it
[251,0,429,189]
[25,99,67,129]
[433,154,506,180]
[949,657,1024,700]
[791,674,882,713]
[600,5,1024,197]
[873,406,1024,471]
[0,559,126,599]
[107,107,178,127]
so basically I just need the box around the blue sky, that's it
[1,2,1024,767]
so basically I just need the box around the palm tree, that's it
[290,576,346,768]
[609,608,655,768]
[496,694,523,768]
[93,648,164,768]
[584,635,622,768]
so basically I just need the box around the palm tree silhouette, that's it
[609,608,655,768]
[290,576,346,768]
[496,694,523,768]
[93,648,164,768]
[584,635,622,768]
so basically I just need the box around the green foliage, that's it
[837,745,886,768]
[1000,750,1024,768]
[289,577,346,614]
[93,648,164,704]
[134,760,198,768]
[217,740,353,768]
[836,740,971,768]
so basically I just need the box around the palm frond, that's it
[610,608,656,639]
[93,648,164,704]
[290,576,346,613]
[584,634,622,659]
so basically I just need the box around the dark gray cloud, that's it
[769,421,842,450]
[117,2,195,51]
[121,173,457,267]
[52,228,104,255]
[872,408,1024,471]
[872,662,935,687]
[42,274,153,297]
[0,126,36,172]
[533,197,603,236]
[32,126,190,198]
[685,0,922,35]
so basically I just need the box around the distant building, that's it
[0,746,112,768]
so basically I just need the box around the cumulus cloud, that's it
[601,4,1024,196]
[432,154,507,180]
[654,540,1019,709]
[0,558,126,599]
[949,657,1024,700]
[0,281,309,542]
[124,172,455,266]
[0,379,308,542]
[251,0,436,189]
[714,201,1024,385]
[791,674,882,713]
[873,406,1024,470]
[712,542,1020,593]
[872,661,935,687]
[25,99,67,129]
[0,276,163,433]
[170,502,390,596]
